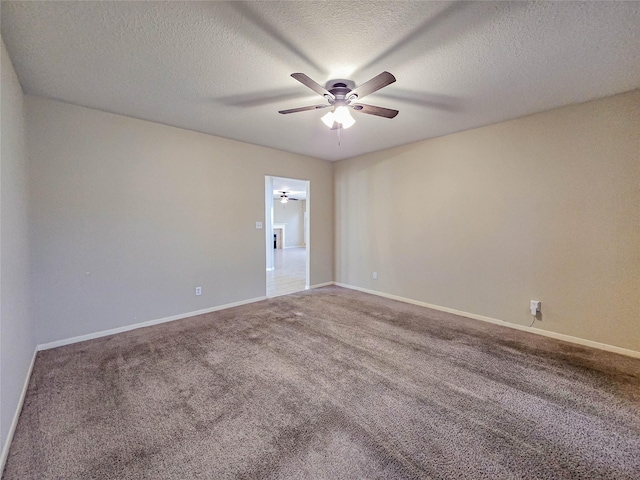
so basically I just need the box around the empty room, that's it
[1,1,639,479]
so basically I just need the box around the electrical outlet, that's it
[530,300,541,316]
[195,286,202,296]
[372,272,378,280]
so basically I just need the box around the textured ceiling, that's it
[2,1,639,161]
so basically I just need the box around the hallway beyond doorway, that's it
[267,247,306,297]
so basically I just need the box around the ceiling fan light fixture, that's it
[334,106,355,129]
[322,106,355,129]
[280,196,288,204]
[321,111,335,128]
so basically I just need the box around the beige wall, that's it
[1,41,36,456]
[27,96,333,344]
[335,90,640,352]
[14,86,640,354]
[274,199,306,247]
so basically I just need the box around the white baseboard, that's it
[309,281,334,289]
[334,282,640,359]
[1,347,37,473]
[37,296,267,351]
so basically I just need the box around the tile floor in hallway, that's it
[267,247,306,297]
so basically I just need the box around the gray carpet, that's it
[3,286,640,479]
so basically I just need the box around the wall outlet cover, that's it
[530,300,541,315]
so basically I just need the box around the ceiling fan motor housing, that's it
[325,79,357,105]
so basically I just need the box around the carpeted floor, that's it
[4,286,640,479]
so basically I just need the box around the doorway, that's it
[265,176,310,297]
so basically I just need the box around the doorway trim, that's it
[265,175,310,296]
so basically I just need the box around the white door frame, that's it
[265,175,310,293]
[304,181,310,289]
[265,176,274,271]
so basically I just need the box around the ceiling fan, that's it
[278,72,398,129]
[278,191,299,204]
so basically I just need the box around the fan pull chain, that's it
[337,126,341,146]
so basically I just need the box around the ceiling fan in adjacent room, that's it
[278,72,399,130]
[278,191,299,204]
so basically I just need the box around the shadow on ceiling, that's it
[219,1,326,75]
[207,1,488,112]
[212,88,308,108]
[375,90,463,112]
[354,1,529,76]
